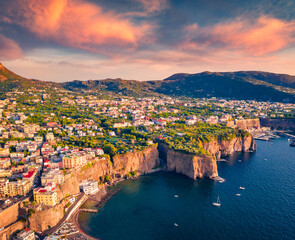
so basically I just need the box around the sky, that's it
[0,0,295,82]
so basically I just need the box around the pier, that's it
[274,130,295,139]
[79,209,98,213]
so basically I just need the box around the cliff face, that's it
[26,138,256,232]
[27,146,160,232]
[0,221,25,240]
[260,118,295,130]
[77,158,112,182]
[202,135,256,159]
[159,135,255,180]
[165,147,218,179]
[28,201,66,231]
[112,146,160,175]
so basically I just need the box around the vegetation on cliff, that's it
[158,122,250,155]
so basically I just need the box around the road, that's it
[40,193,85,239]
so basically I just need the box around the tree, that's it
[103,143,117,157]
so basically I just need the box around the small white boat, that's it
[238,160,242,162]
[264,158,267,161]
[174,195,179,198]
[239,187,245,190]
[212,196,221,207]
[212,176,225,183]
[217,159,227,162]
[236,193,241,196]
[174,223,178,227]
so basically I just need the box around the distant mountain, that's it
[164,71,295,89]
[0,63,295,102]
[157,71,295,102]
[62,78,160,97]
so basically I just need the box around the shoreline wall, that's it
[0,196,30,228]
[0,221,25,240]
[236,119,261,130]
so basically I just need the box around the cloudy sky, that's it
[0,0,295,82]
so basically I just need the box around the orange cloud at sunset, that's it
[182,16,295,56]
[0,34,24,60]
[5,0,153,54]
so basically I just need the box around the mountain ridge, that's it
[0,62,295,102]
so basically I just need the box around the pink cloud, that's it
[5,0,154,55]
[181,16,295,56]
[0,34,24,60]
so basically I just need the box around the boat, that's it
[239,187,245,190]
[264,158,267,161]
[174,223,178,227]
[217,159,227,162]
[174,195,179,198]
[212,176,225,183]
[236,193,241,196]
[238,160,242,162]
[212,196,221,207]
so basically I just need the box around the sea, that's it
[78,138,295,240]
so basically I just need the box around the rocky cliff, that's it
[28,201,66,231]
[27,146,159,232]
[158,135,255,180]
[26,137,255,232]
[202,135,256,159]
[112,145,160,176]
[160,143,218,179]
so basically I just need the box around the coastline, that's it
[73,181,124,239]
[74,169,162,239]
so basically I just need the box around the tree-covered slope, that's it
[1,62,295,102]
[158,71,295,102]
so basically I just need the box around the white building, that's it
[79,180,99,195]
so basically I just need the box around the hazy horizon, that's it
[1,0,295,82]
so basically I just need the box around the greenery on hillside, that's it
[157,122,250,155]
[1,62,295,102]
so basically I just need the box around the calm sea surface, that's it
[79,138,295,240]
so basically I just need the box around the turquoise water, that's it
[79,138,295,240]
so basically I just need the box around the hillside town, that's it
[0,90,294,239]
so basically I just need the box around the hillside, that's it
[0,63,61,98]
[158,71,295,102]
[1,63,295,102]
[62,78,160,97]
